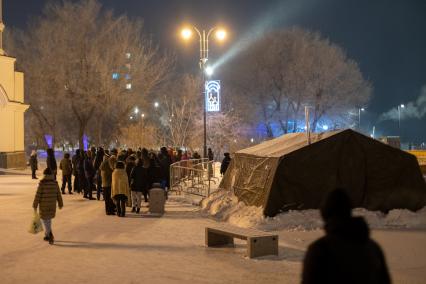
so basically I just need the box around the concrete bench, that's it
[205,225,278,258]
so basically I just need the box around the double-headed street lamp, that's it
[181,25,227,158]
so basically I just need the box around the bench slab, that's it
[206,226,279,258]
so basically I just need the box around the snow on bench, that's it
[205,225,279,258]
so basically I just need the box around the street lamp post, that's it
[181,26,226,158]
[358,108,365,130]
[398,104,405,130]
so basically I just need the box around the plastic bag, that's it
[28,211,44,234]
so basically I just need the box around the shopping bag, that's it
[28,211,44,234]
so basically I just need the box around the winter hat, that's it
[116,161,125,169]
[320,188,352,221]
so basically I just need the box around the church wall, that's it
[0,56,16,101]
[14,110,24,151]
[0,107,14,152]
[14,71,24,103]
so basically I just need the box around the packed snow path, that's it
[1,173,426,283]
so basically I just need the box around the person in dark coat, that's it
[220,153,231,176]
[207,148,214,161]
[130,151,152,213]
[59,153,73,194]
[29,150,38,179]
[83,150,96,200]
[158,147,172,189]
[93,147,105,200]
[125,155,136,185]
[302,188,391,284]
[100,153,115,215]
[46,148,57,180]
[72,149,81,193]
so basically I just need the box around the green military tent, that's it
[219,129,426,217]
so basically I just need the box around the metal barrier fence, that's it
[170,158,219,197]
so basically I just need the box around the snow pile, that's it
[201,190,426,231]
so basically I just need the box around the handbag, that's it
[28,211,44,234]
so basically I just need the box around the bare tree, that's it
[225,28,372,136]
[7,0,173,149]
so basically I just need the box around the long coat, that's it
[111,168,130,198]
[29,155,38,171]
[32,175,63,219]
[59,158,73,176]
[130,164,152,192]
[100,156,113,187]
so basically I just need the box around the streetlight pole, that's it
[398,104,405,130]
[358,108,365,130]
[181,26,226,158]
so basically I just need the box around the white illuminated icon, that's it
[205,80,221,112]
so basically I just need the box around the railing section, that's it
[170,158,219,197]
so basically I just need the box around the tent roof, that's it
[237,130,343,158]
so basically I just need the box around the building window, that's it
[126,53,131,59]
[126,83,132,90]
[112,73,120,80]
[125,74,131,80]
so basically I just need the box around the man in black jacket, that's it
[220,153,231,176]
[302,189,391,284]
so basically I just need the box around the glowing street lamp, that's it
[180,24,228,157]
[154,102,159,108]
[134,107,139,114]
[215,29,227,41]
[205,66,214,76]
[141,113,145,118]
[181,28,192,40]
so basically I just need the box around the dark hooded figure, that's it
[72,149,81,193]
[46,148,57,180]
[158,147,172,189]
[302,188,391,284]
[220,153,231,176]
[93,147,105,200]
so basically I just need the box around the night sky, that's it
[3,0,426,144]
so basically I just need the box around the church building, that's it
[0,1,29,168]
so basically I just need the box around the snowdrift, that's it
[201,190,426,231]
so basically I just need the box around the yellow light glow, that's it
[215,29,226,41]
[181,28,192,40]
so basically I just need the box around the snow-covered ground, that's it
[1,170,426,283]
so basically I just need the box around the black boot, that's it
[136,208,140,214]
[131,207,136,213]
[121,200,126,217]
[48,232,54,245]
[116,201,122,217]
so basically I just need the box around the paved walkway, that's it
[0,174,304,284]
